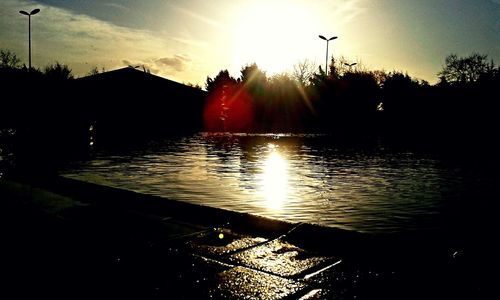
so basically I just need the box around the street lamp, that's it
[344,62,357,72]
[19,8,40,71]
[318,35,337,76]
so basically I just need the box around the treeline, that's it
[0,49,84,131]
[204,53,499,144]
[1,49,91,175]
[1,48,499,148]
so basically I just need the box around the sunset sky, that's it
[1,0,499,85]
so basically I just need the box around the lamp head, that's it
[19,10,29,15]
[329,36,338,41]
[30,8,40,15]
[319,35,327,40]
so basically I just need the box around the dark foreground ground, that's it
[0,177,494,299]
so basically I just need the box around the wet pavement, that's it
[1,177,492,299]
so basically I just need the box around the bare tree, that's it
[292,59,316,86]
[335,56,365,76]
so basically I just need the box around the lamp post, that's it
[318,35,337,76]
[344,62,357,72]
[19,8,40,71]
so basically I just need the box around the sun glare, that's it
[230,1,321,75]
[259,145,289,210]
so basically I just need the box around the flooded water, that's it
[61,133,493,233]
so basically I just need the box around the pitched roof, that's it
[78,67,206,95]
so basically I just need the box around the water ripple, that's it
[61,133,467,233]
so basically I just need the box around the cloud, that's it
[166,2,224,30]
[310,0,365,24]
[122,59,137,67]
[0,0,196,81]
[103,2,131,12]
[155,55,190,72]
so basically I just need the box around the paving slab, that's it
[227,238,332,278]
[4,178,489,299]
[186,227,268,256]
[209,266,308,300]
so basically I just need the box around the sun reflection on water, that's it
[62,133,464,233]
[259,144,289,210]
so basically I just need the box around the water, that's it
[61,133,492,234]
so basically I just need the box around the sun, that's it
[230,1,321,75]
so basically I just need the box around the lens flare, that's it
[203,83,254,132]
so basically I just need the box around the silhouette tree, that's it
[0,49,21,69]
[205,69,237,93]
[438,53,494,85]
[185,82,203,90]
[371,70,388,86]
[340,71,379,115]
[267,73,302,131]
[328,57,340,80]
[240,63,267,89]
[86,66,100,76]
[382,72,420,114]
[238,64,268,130]
[44,62,74,80]
[204,70,247,131]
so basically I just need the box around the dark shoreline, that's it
[1,176,492,299]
